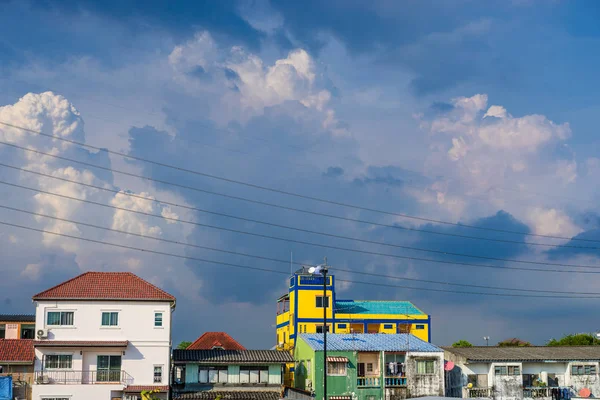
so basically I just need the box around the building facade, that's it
[171,349,293,400]
[294,333,445,400]
[276,268,431,353]
[0,315,36,340]
[444,346,600,400]
[0,339,35,400]
[30,271,175,400]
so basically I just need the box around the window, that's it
[523,374,539,387]
[415,325,425,330]
[101,312,119,327]
[495,366,520,376]
[199,367,228,383]
[240,366,268,383]
[367,363,374,372]
[97,355,121,382]
[383,324,393,330]
[21,324,35,339]
[416,360,435,374]
[44,355,72,369]
[327,361,347,376]
[154,366,163,383]
[338,324,347,329]
[316,325,330,334]
[307,360,311,375]
[0,324,4,339]
[572,365,597,375]
[315,296,330,308]
[47,311,74,326]
[154,312,163,327]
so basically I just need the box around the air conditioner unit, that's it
[36,329,48,339]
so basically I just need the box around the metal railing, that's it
[34,370,133,385]
[466,387,494,398]
[385,376,407,386]
[523,387,555,398]
[357,377,380,387]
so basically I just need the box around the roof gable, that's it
[299,333,442,352]
[0,339,35,364]
[187,332,246,350]
[32,272,175,302]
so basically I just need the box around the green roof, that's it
[334,300,425,316]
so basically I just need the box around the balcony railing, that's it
[357,377,380,388]
[466,387,494,398]
[524,387,556,398]
[34,370,134,385]
[385,376,407,387]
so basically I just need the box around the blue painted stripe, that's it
[277,321,290,329]
[295,318,428,324]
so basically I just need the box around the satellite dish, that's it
[580,388,591,398]
[444,361,455,371]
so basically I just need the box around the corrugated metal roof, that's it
[299,334,442,352]
[0,314,35,322]
[173,349,294,364]
[334,300,425,316]
[443,346,600,361]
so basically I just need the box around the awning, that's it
[125,385,169,393]
[329,397,352,400]
[326,356,348,362]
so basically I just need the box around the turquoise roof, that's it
[299,334,441,352]
[334,300,425,316]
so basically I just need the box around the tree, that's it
[177,341,193,349]
[452,340,473,348]
[547,333,600,346]
[498,338,532,347]
[141,389,161,400]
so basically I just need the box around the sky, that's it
[1,0,600,348]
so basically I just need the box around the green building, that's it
[294,333,445,400]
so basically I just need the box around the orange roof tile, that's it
[32,272,175,302]
[0,339,35,364]
[187,332,246,350]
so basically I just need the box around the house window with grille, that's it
[416,360,435,374]
[45,355,73,369]
[327,361,347,376]
[495,365,520,376]
[572,365,597,375]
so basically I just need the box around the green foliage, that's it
[177,341,193,349]
[498,338,532,347]
[452,340,473,348]
[141,389,161,400]
[547,333,600,346]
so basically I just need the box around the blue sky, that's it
[1,0,600,348]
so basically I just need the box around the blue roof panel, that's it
[334,300,425,316]
[299,334,442,353]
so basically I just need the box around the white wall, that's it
[32,383,123,400]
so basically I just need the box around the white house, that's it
[30,271,176,400]
[444,346,600,400]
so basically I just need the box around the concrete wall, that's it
[406,351,445,398]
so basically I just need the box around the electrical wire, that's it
[3,202,600,295]
[0,120,594,242]
[1,219,599,299]
[3,161,600,251]
[1,179,600,273]
[1,141,598,247]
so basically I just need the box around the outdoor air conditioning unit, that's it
[37,329,48,339]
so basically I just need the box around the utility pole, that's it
[322,257,329,400]
[483,336,490,346]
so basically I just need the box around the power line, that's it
[2,179,600,274]
[3,162,600,252]
[1,219,598,299]
[0,120,592,241]
[3,202,600,296]
[1,140,598,246]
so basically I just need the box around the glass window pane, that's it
[155,313,163,327]
[47,312,60,325]
[250,369,259,383]
[109,356,122,369]
[98,356,109,369]
[260,369,268,383]
[199,369,208,383]
[102,313,110,326]
[240,370,250,383]
[209,369,218,383]
[219,369,228,383]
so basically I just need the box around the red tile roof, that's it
[32,272,175,302]
[34,340,128,347]
[0,339,35,364]
[124,385,169,393]
[187,332,246,350]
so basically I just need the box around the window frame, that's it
[416,360,435,375]
[571,364,597,376]
[154,365,163,383]
[154,312,163,328]
[327,361,347,376]
[239,366,269,383]
[367,363,374,373]
[495,365,521,376]
[315,295,330,308]
[415,324,425,330]
[199,366,228,384]
[46,311,75,327]
[316,325,330,334]
[101,311,119,327]
[44,354,73,370]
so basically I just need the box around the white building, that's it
[31,271,176,400]
[444,346,600,400]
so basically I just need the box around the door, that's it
[97,355,122,382]
[358,363,366,377]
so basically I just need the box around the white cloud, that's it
[111,192,165,236]
[526,207,581,238]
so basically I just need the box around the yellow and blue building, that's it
[276,267,431,352]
